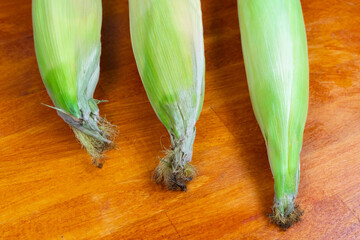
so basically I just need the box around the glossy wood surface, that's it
[0,0,359,239]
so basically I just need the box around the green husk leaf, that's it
[33,0,116,165]
[238,0,309,227]
[129,0,205,190]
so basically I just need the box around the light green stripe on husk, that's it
[129,0,205,190]
[238,0,309,228]
[33,0,115,165]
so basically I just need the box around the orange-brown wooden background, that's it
[0,0,359,239]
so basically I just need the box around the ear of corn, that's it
[238,0,309,229]
[33,0,115,166]
[129,0,205,190]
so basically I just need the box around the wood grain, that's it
[0,0,359,239]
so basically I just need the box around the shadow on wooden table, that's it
[205,0,274,215]
[96,1,168,189]
[101,1,124,77]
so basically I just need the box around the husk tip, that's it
[72,118,118,167]
[268,204,303,230]
[153,150,196,191]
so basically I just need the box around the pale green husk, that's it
[129,0,205,190]
[238,0,309,228]
[33,0,115,166]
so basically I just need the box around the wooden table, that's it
[1,0,359,239]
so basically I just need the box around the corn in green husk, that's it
[33,0,115,167]
[238,0,309,229]
[129,0,205,191]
